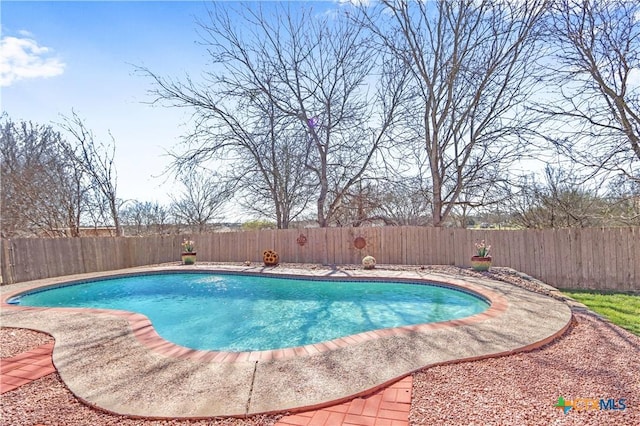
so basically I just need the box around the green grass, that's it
[562,290,640,336]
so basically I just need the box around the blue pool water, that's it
[11,273,489,352]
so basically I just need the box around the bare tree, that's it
[1,116,88,237]
[168,86,316,229]
[541,0,640,183]
[160,91,315,229]
[150,202,172,234]
[330,180,381,227]
[235,105,316,229]
[374,178,433,226]
[139,3,406,227]
[509,166,610,228]
[170,171,233,233]
[121,201,171,235]
[604,175,640,225]
[329,178,432,227]
[120,201,147,236]
[58,111,122,235]
[359,0,549,226]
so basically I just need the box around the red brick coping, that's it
[0,342,56,394]
[2,270,509,363]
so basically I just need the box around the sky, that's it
[4,1,633,216]
[0,0,540,219]
[1,1,340,207]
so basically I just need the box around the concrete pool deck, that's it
[0,265,572,419]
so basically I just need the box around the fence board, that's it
[502,230,517,270]
[548,229,560,286]
[400,226,408,264]
[409,227,423,265]
[421,226,430,264]
[1,227,638,291]
[246,231,257,263]
[344,228,356,265]
[0,240,13,284]
[393,226,403,264]
[568,228,581,289]
[365,227,379,263]
[535,230,545,281]
[629,228,636,291]
[604,229,617,290]
[305,228,315,264]
[441,228,455,265]
[453,229,467,266]
[438,228,452,265]
[494,229,510,268]
[378,227,388,265]
[559,229,573,289]
[551,230,564,289]
[295,229,307,263]
[586,228,598,288]
[330,228,340,264]
[15,239,46,282]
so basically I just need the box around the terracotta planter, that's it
[471,256,491,271]
[181,252,196,265]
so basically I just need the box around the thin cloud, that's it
[337,0,371,6]
[0,35,66,87]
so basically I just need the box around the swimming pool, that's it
[9,272,490,352]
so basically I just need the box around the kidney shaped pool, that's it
[8,272,490,352]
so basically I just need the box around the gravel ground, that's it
[0,327,53,358]
[410,310,639,426]
[1,265,638,425]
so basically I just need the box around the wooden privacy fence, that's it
[1,227,638,291]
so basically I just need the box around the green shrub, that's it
[242,219,277,230]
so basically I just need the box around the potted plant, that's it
[181,239,196,265]
[471,240,491,271]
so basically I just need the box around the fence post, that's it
[0,239,15,284]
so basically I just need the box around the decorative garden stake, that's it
[354,237,366,250]
[471,240,491,271]
[296,233,308,246]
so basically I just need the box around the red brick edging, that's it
[0,342,56,394]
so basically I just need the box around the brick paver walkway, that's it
[1,343,411,425]
[275,376,412,426]
[0,342,56,394]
